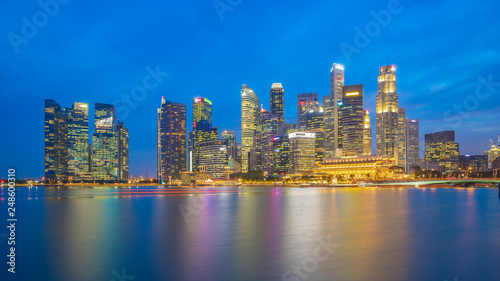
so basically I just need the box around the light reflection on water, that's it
[0,186,499,281]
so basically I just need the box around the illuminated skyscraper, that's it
[306,107,325,164]
[406,118,419,171]
[363,110,372,156]
[323,63,345,156]
[376,65,398,158]
[425,131,459,173]
[157,97,187,182]
[341,84,364,157]
[241,84,261,172]
[397,108,407,170]
[192,97,214,171]
[270,83,284,123]
[261,109,279,174]
[297,93,319,130]
[193,97,212,127]
[222,130,238,160]
[272,135,290,175]
[66,102,91,181]
[198,139,229,179]
[92,103,118,181]
[289,132,316,174]
[117,121,129,182]
[44,99,68,182]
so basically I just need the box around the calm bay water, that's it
[1,186,500,281]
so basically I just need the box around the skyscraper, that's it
[117,121,129,182]
[93,103,118,181]
[323,63,345,156]
[297,93,319,130]
[341,84,364,157]
[222,130,238,160]
[157,97,187,183]
[241,84,261,172]
[270,83,284,123]
[363,110,372,156]
[397,108,407,170]
[272,135,290,175]
[44,99,68,182]
[425,131,459,173]
[192,97,214,171]
[406,118,419,171]
[261,109,279,175]
[65,102,91,181]
[198,139,229,179]
[376,65,398,158]
[289,132,316,174]
[305,107,325,164]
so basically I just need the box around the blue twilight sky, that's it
[1,0,500,178]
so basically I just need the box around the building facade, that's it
[406,118,420,172]
[93,103,118,181]
[306,107,325,164]
[241,84,261,172]
[363,110,372,156]
[157,97,187,182]
[198,139,229,179]
[44,99,68,182]
[270,83,284,123]
[425,131,459,173]
[297,93,319,131]
[323,63,345,156]
[397,108,407,170]
[341,84,364,157]
[289,132,316,174]
[117,122,129,182]
[376,65,398,159]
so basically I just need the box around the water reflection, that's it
[0,186,499,281]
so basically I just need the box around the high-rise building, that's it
[341,84,364,157]
[117,121,129,182]
[198,139,229,179]
[65,102,91,181]
[193,97,212,127]
[44,99,68,182]
[306,107,325,164]
[485,138,500,169]
[297,93,319,130]
[289,132,316,174]
[272,135,290,175]
[241,84,261,172]
[270,83,284,123]
[192,97,214,171]
[406,118,419,171]
[460,155,488,171]
[363,110,372,156]
[222,130,238,160]
[157,97,187,182]
[93,103,118,181]
[376,65,398,158]
[323,63,345,156]
[397,108,407,170]
[193,120,218,171]
[261,109,279,175]
[425,131,459,173]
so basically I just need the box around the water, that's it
[1,186,500,281]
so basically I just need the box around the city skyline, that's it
[2,0,500,177]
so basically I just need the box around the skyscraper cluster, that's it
[44,100,128,183]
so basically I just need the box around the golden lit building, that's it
[314,155,395,179]
[425,131,459,173]
[376,65,398,158]
[241,84,261,172]
[289,132,316,174]
[363,110,372,155]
